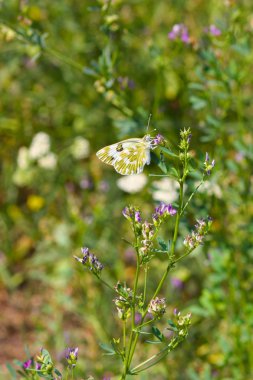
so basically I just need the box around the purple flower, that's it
[98,180,109,192]
[168,24,190,44]
[36,363,41,370]
[74,248,104,276]
[153,202,177,220]
[23,359,32,370]
[135,210,141,223]
[206,24,221,36]
[153,134,165,146]
[171,277,183,289]
[80,177,93,190]
[135,312,142,325]
[204,152,215,175]
[66,347,78,367]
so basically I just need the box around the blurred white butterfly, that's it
[96,135,156,175]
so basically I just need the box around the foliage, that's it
[0,0,253,379]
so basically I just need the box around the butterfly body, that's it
[96,135,154,175]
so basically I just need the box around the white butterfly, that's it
[96,135,156,175]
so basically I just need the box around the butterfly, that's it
[96,135,156,175]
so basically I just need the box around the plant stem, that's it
[125,180,184,372]
[121,250,140,378]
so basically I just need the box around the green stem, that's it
[121,248,141,378]
[181,177,205,215]
[143,264,148,304]
[97,276,115,292]
[126,180,184,371]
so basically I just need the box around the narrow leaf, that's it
[152,326,164,342]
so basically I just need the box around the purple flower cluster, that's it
[168,24,190,44]
[75,247,104,277]
[23,358,41,371]
[65,347,78,367]
[122,206,142,224]
[205,24,221,36]
[148,297,166,319]
[204,152,215,175]
[23,359,32,369]
[184,217,212,251]
[153,134,165,146]
[139,221,155,261]
[153,202,177,222]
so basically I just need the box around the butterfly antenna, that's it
[146,113,152,132]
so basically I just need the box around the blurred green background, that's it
[0,0,253,379]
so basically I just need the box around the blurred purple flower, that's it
[135,312,142,325]
[23,359,32,370]
[124,248,136,265]
[80,177,93,190]
[168,24,190,44]
[98,180,109,192]
[153,134,165,146]
[118,76,135,90]
[208,24,221,36]
[65,347,78,367]
[171,277,183,289]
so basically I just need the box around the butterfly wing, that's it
[113,140,151,175]
[96,137,151,175]
[96,143,120,166]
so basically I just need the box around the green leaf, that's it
[167,319,178,331]
[157,237,168,252]
[159,146,178,158]
[188,82,206,91]
[41,348,52,364]
[152,326,164,342]
[189,96,207,110]
[99,342,116,355]
[6,363,17,379]
[54,368,62,376]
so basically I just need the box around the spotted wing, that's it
[113,141,151,175]
[96,137,151,175]
[96,143,120,166]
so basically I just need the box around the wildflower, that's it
[179,128,192,151]
[80,177,93,190]
[74,247,104,277]
[70,137,90,159]
[117,76,135,90]
[23,359,32,370]
[205,24,221,36]
[148,297,166,319]
[184,217,212,251]
[171,277,183,289]
[174,310,192,337]
[135,312,142,325]
[122,206,142,231]
[114,282,133,320]
[204,152,215,175]
[17,147,30,169]
[65,347,78,368]
[152,178,179,203]
[139,221,155,262]
[168,24,190,44]
[38,152,57,169]
[117,174,147,193]
[152,202,177,225]
[153,134,165,146]
[29,132,51,160]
